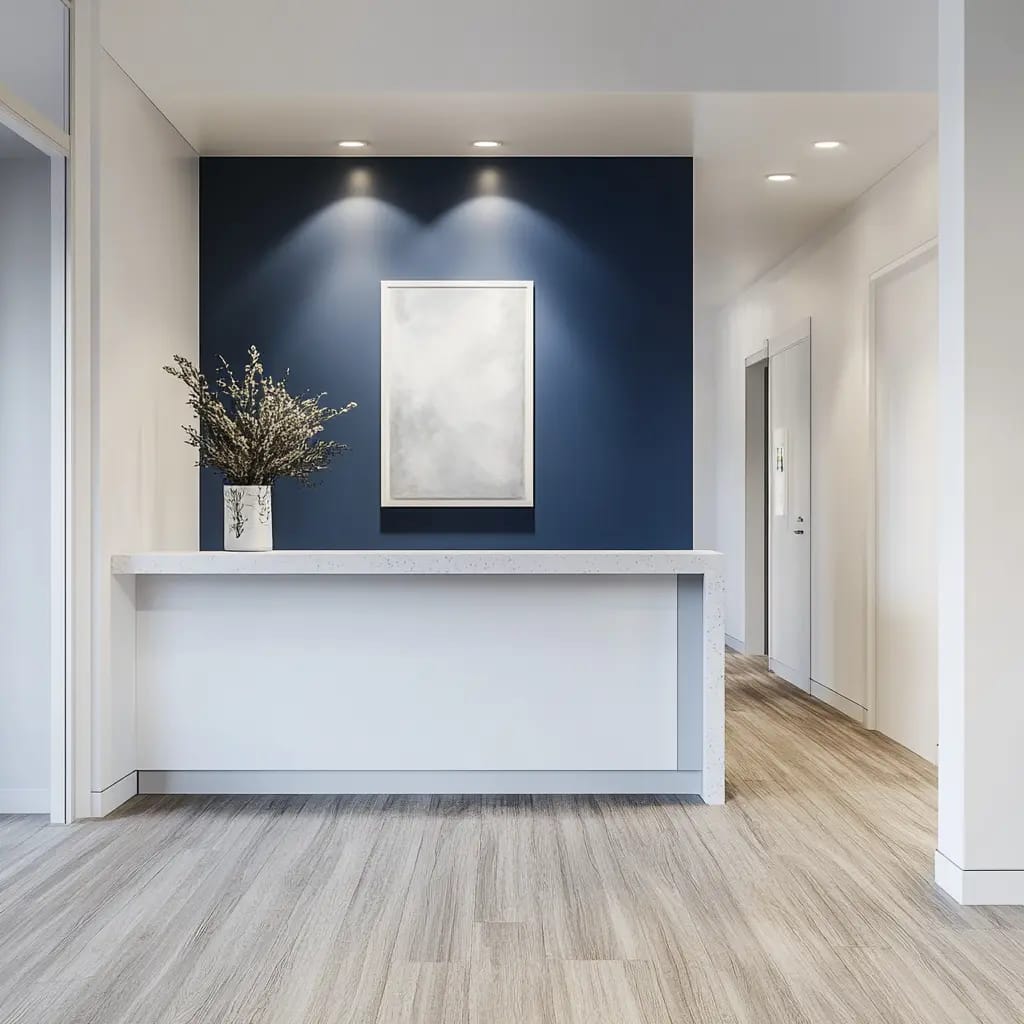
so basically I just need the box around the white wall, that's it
[692,304,718,549]
[91,53,199,805]
[0,154,52,812]
[706,139,937,711]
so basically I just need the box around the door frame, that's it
[0,88,71,822]
[743,346,769,657]
[0,0,98,822]
[767,318,812,689]
[865,238,938,732]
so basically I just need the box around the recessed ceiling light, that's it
[813,140,842,150]
[472,140,503,148]
[337,140,367,149]
[766,173,795,182]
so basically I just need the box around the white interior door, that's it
[874,248,938,763]
[769,332,811,690]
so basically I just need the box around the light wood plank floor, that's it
[3,653,1024,1023]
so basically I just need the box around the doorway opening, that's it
[0,115,67,821]
[868,241,939,763]
[742,319,812,691]
[743,349,769,657]
[765,321,813,690]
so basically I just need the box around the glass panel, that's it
[0,121,60,815]
[0,0,69,133]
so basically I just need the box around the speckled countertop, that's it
[112,550,723,576]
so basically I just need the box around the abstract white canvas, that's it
[380,281,534,507]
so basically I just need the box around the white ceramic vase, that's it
[223,484,273,551]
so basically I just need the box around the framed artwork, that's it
[380,280,534,508]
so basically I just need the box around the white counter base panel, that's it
[105,551,725,810]
[135,575,688,772]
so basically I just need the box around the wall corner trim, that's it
[90,770,137,817]
[809,680,866,724]
[724,633,744,654]
[935,850,1024,907]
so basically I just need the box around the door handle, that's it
[793,529,805,535]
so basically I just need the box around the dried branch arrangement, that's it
[164,347,357,486]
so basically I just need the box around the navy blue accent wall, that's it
[200,157,693,549]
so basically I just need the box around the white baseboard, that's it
[725,634,744,654]
[809,680,867,724]
[768,658,809,692]
[90,771,138,817]
[0,788,49,814]
[936,849,1024,906]
[139,769,704,798]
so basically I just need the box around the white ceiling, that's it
[693,93,937,305]
[101,0,938,101]
[99,1,938,308]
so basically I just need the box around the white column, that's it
[936,0,1024,905]
[69,0,100,821]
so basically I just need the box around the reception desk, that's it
[101,551,724,813]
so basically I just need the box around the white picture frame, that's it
[380,280,535,508]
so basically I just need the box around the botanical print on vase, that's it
[223,485,273,551]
